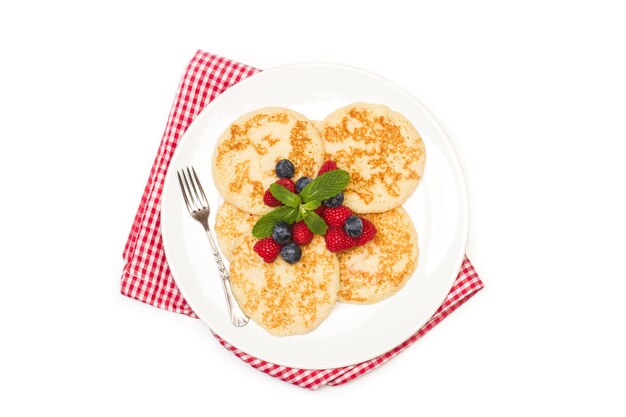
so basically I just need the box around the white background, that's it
[1,1,625,415]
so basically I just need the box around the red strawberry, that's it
[253,237,281,263]
[291,221,313,245]
[314,205,327,217]
[263,189,282,207]
[318,160,338,175]
[322,205,352,228]
[275,178,295,193]
[353,218,377,245]
[325,227,356,252]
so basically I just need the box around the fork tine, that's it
[186,167,205,209]
[191,166,209,207]
[177,171,193,214]
[181,169,198,212]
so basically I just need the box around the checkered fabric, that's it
[121,50,484,390]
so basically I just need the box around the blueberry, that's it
[295,176,312,193]
[323,192,344,208]
[275,159,295,179]
[344,215,363,238]
[272,222,292,245]
[280,243,302,264]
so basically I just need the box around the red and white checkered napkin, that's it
[121,50,484,390]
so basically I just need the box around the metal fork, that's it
[177,166,249,327]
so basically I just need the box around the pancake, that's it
[337,207,418,304]
[229,235,340,336]
[320,103,426,213]
[312,119,324,134]
[214,203,259,261]
[213,107,325,215]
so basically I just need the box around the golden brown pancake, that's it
[321,103,425,213]
[229,235,340,336]
[337,207,418,304]
[213,107,325,215]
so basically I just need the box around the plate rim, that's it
[161,61,470,369]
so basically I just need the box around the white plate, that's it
[161,63,469,369]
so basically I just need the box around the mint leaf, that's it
[301,200,321,211]
[270,183,301,208]
[283,207,299,224]
[297,206,307,221]
[303,211,328,235]
[300,170,349,203]
[252,206,299,238]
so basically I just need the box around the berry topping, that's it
[280,243,302,264]
[322,205,352,228]
[275,159,295,178]
[318,160,338,176]
[275,178,295,193]
[263,189,282,207]
[353,218,377,245]
[295,176,312,193]
[344,215,363,238]
[272,221,292,245]
[252,158,357,262]
[253,237,281,263]
[323,192,344,208]
[291,221,314,245]
[324,227,356,252]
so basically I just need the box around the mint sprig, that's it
[252,206,299,238]
[301,200,321,211]
[252,168,350,239]
[269,183,301,208]
[299,170,349,203]
[303,211,328,235]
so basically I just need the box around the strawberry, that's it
[325,227,356,252]
[263,189,282,207]
[318,160,338,175]
[322,205,352,228]
[291,221,313,245]
[275,178,295,193]
[353,218,377,245]
[253,237,281,263]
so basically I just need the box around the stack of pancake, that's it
[213,104,425,336]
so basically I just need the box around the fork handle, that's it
[203,225,249,327]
